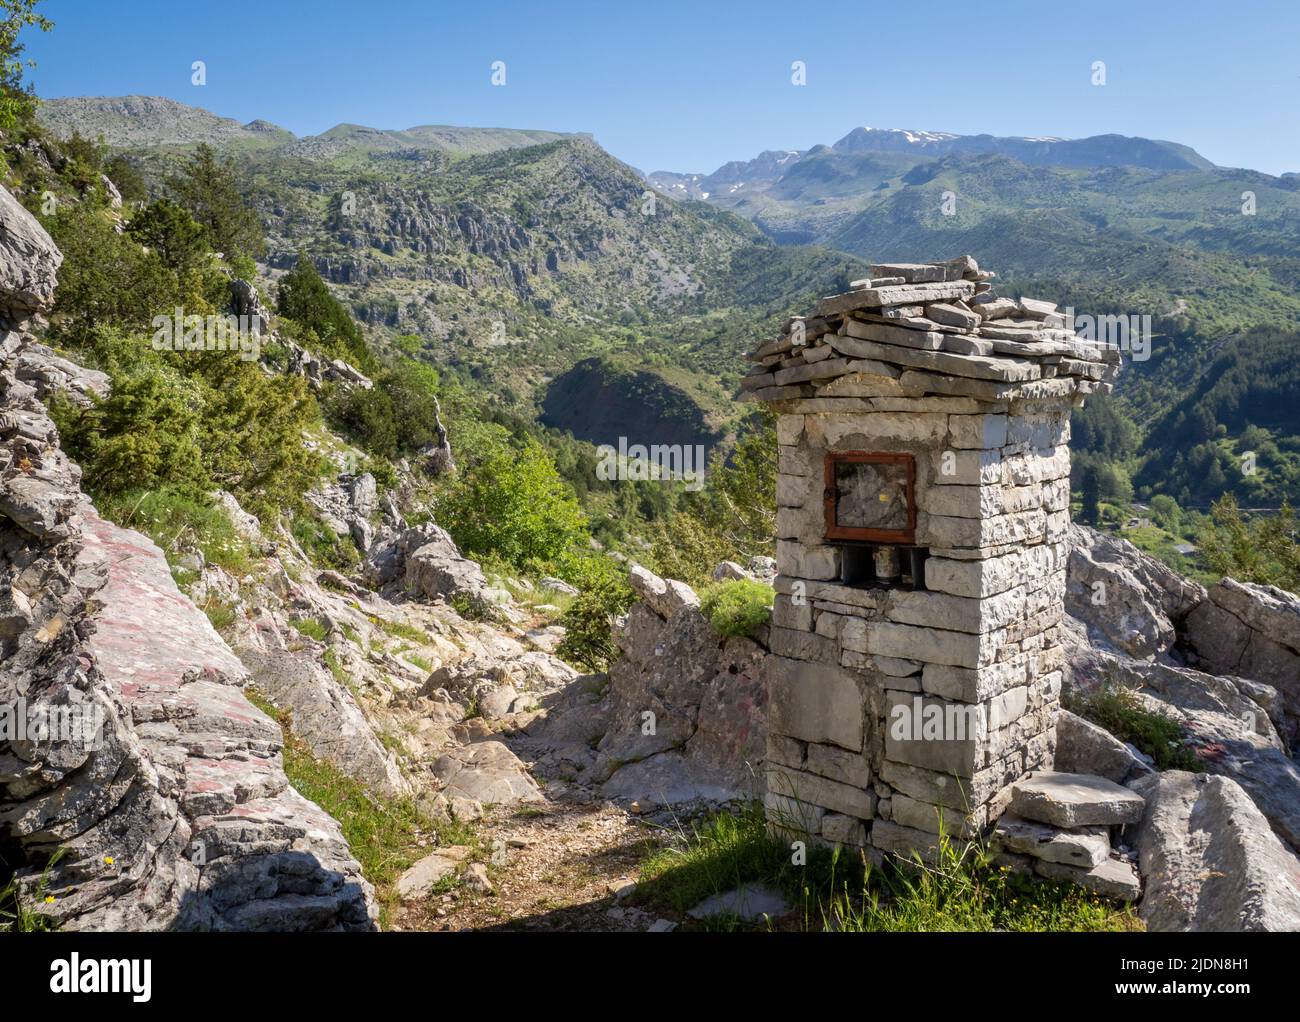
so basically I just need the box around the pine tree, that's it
[169,143,265,262]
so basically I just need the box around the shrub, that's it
[290,511,360,571]
[168,142,265,261]
[438,434,587,569]
[46,204,183,345]
[556,565,635,672]
[1064,678,1203,772]
[52,348,322,521]
[699,579,773,639]
[277,255,372,370]
[290,617,329,642]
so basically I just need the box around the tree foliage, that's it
[1198,494,1300,593]
[0,0,49,139]
[277,254,374,370]
[168,142,264,263]
[651,408,776,586]
[437,428,587,568]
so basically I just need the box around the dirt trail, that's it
[393,796,681,932]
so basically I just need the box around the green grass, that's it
[290,512,361,572]
[322,649,353,690]
[1065,678,1204,772]
[101,487,256,575]
[369,615,431,643]
[699,579,774,639]
[245,689,476,926]
[0,851,64,933]
[635,804,1140,932]
[290,617,329,641]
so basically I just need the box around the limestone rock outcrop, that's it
[1065,523,1204,659]
[1183,579,1300,742]
[1063,528,1300,854]
[0,188,375,931]
[1130,771,1300,932]
[518,564,768,805]
[0,185,62,322]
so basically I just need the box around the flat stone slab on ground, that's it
[686,883,791,922]
[993,815,1110,867]
[396,846,472,901]
[1010,770,1146,827]
[1034,856,1142,901]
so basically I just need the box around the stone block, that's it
[869,820,951,864]
[929,447,1002,486]
[772,593,813,632]
[885,587,1025,634]
[776,540,840,581]
[821,813,868,847]
[768,656,864,751]
[768,766,876,819]
[863,620,1003,669]
[883,691,982,777]
[923,509,1047,549]
[776,414,805,447]
[805,741,872,787]
[769,625,838,663]
[1033,857,1141,902]
[993,815,1109,868]
[921,656,1028,703]
[948,413,1008,449]
[890,793,986,837]
[764,791,825,837]
[879,758,1007,811]
[1010,770,1146,827]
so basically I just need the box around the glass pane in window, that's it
[835,460,909,531]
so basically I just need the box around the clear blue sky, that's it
[22,0,1300,176]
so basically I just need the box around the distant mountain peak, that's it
[37,96,580,158]
[37,94,293,148]
[648,124,1217,202]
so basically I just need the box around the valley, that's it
[35,95,1300,557]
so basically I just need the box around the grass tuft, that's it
[636,803,1140,932]
[1065,676,1204,772]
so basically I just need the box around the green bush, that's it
[438,433,587,569]
[1064,679,1203,772]
[277,255,373,370]
[324,362,444,461]
[52,345,322,521]
[290,511,360,571]
[168,143,265,262]
[699,579,774,639]
[46,205,185,345]
[556,562,635,672]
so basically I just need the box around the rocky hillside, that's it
[6,105,1300,932]
[39,95,295,148]
[35,96,866,442]
[0,187,375,931]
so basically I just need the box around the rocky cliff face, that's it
[0,188,376,931]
